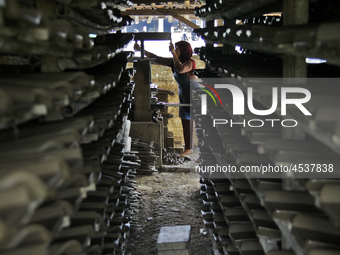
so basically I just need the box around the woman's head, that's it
[175,41,193,63]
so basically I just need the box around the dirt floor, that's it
[125,171,213,255]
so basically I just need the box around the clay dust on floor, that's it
[126,172,212,255]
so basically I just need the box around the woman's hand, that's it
[134,43,141,51]
[169,42,175,54]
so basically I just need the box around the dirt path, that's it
[126,172,212,255]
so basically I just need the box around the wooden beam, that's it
[172,14,200,29]
[121,8,195,16]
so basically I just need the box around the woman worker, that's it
[134,40,196,157]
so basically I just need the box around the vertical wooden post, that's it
[283,0,309,78]
[134,60,152,121]
[223,19,236,55]
[215,19,224,47]
[282,0,309,213]
[206,20,214,48]
[282,0,309,142]
[140,40,145,59]
[205,20,214,70]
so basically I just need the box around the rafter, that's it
[121,8,196,16]
[171,14,200,29]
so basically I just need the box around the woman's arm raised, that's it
[134,43,173,68]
